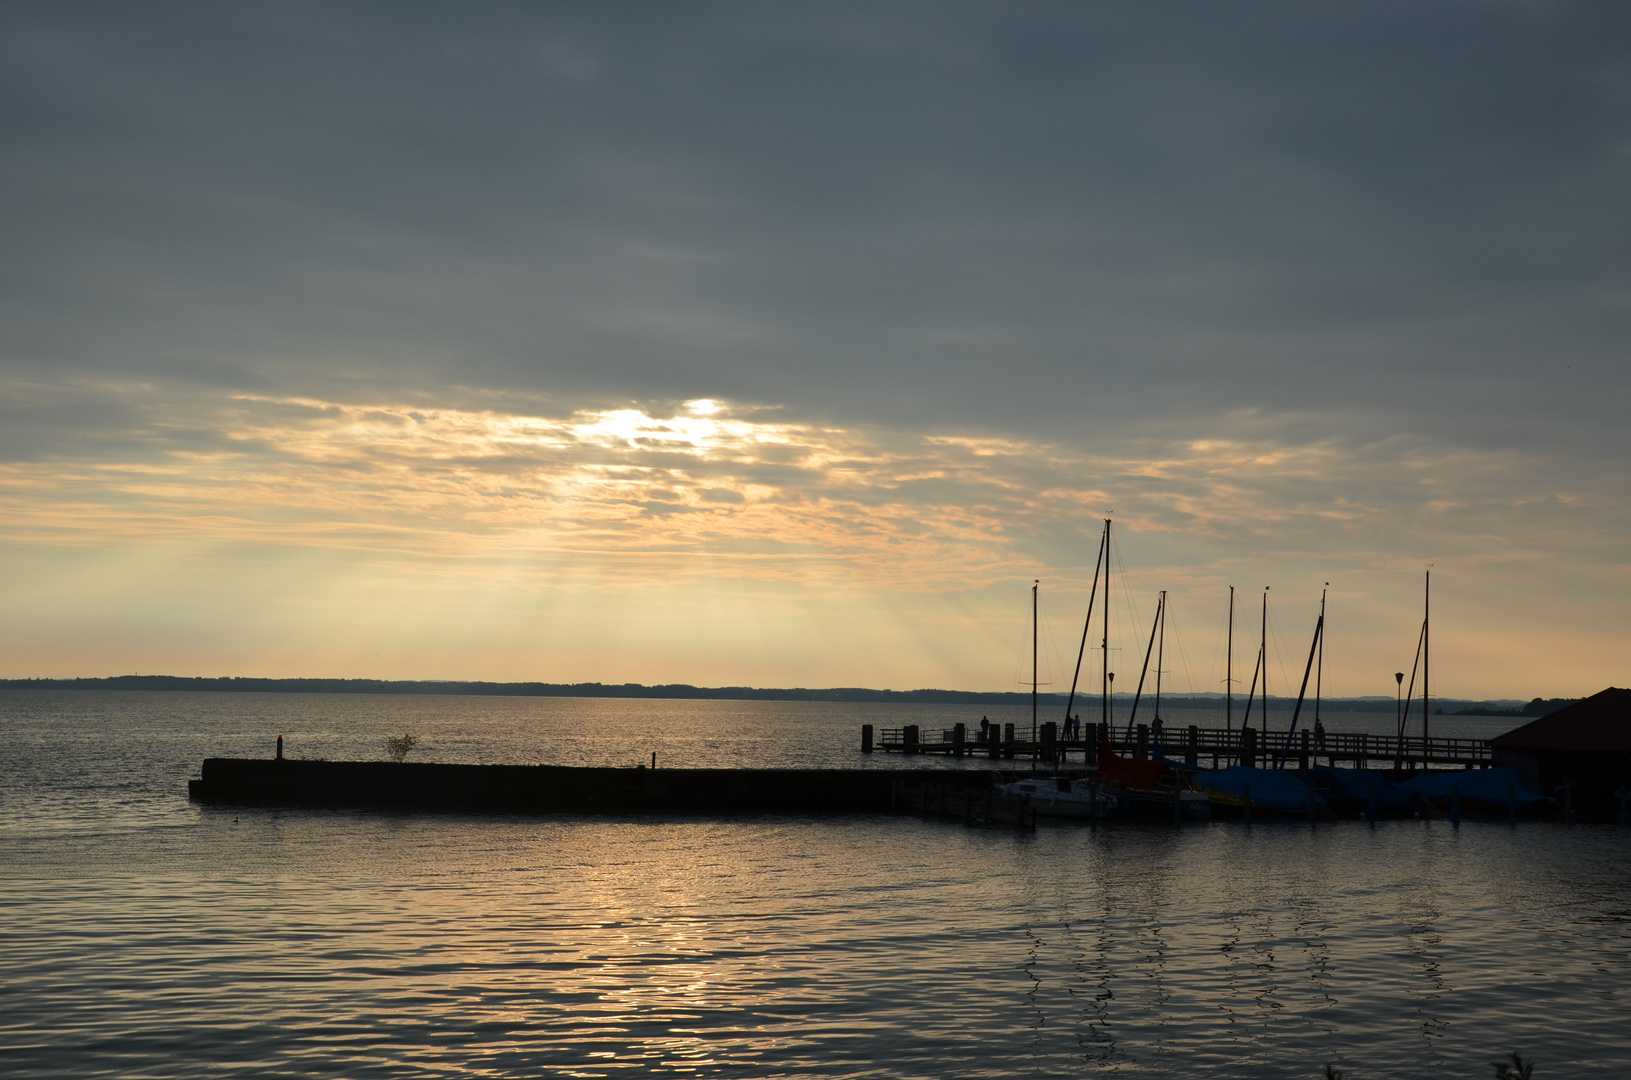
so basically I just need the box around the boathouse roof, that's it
[1489,687,1631,752]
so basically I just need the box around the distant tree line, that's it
[0,674,1562,714]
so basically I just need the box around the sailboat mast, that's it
[1063,527,1107,726]
[1101,519,1111,735]
[1276,590,1326,769]
[1315,585,1326,732]
[1155,590,1166,727]
[1123,595,1163,751]
[1260,587,1269,733]
[1423,570,1430,748]
[1032,579,1039,766]
[1226,586,1234,737]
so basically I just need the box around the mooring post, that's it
[903,724,920,756]
[1016,794,1029,832]
[1299,730,1310,772]
[1241,727,1256,769]
[1041,721,1057,764]
[1135,724,1149,760]
[953,722,966,759]
[988,725,1001,759]
[1003,723,1016,760]
[862,724,874,754]
[1186,725,1199,767]
[276,734,283,761]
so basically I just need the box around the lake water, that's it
[3,691,1628,1078]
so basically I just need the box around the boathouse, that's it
[1490,687,1631,817]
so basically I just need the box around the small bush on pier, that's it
[383,734,418,763]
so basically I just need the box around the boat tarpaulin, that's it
[1309,766,1416,814]
[1196,766,1324,812]
[1397,766,1544,807]
[1094,732,1167,790]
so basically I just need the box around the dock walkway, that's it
[864,720,1492,770]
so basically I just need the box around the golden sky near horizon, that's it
[4,388,1624,699]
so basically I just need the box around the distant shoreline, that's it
[0,675,1562,715]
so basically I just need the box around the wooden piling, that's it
[861,724,873,754]
[1135,723,1149,760]
[953,722,966,759]
[1186,725,1199,767]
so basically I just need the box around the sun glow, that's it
[0,389,1623,694]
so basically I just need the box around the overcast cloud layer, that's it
[2,2,1628,697]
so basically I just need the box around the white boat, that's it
[998,777,1119,819]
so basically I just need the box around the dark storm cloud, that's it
[2,1,1629,451]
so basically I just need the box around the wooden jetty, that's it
[863,721,1493,771]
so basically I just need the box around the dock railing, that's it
[873,724,1491,769]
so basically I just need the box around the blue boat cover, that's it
[1310,766,1416,812]
[1195,766,1325,812]
[1396,766,1544,807]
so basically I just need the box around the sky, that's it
[2,1,1629,698]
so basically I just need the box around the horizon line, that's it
[0,674,1572,710]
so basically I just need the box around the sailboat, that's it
[1094,726,1213,820]
[1069,521,1210,821]
[1192,586,1332,817]
[998,572,1118,818]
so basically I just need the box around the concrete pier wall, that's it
[189,758,1000,814]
